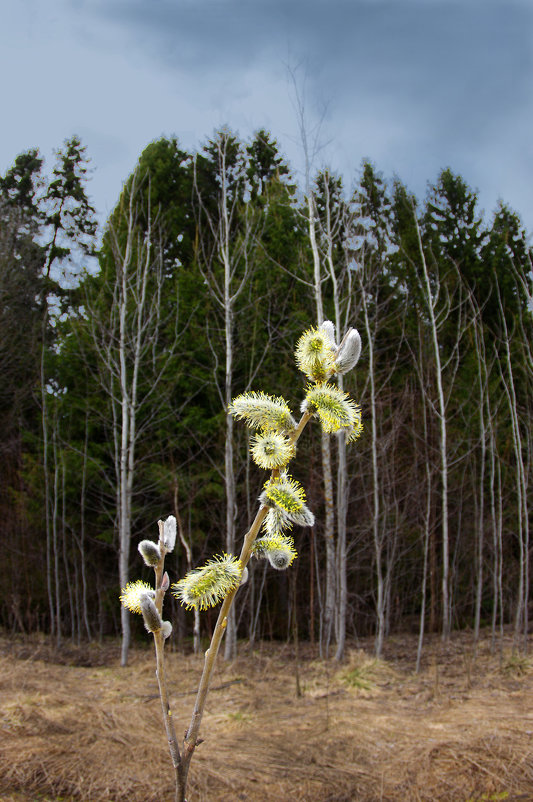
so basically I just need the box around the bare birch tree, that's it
[316,171,354,661]
[494,282,530,651]
[81,170,181,665]
[192,130,260,660]
[413,212,453,638]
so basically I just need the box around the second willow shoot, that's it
[120,320,363,802]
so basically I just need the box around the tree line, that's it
[1,129,531,664]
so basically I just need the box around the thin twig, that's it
[153,521,183,800]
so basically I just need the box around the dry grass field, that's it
[1,630,532,802]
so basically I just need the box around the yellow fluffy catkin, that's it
[172,554,242,610]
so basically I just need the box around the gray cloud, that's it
[4,0,531,226]
[85,0,532,171]
[90,0,531,97]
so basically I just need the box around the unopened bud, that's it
[253,534,297,569]
[287,504,315,528]
[335,329,362,374]
[320,320,337,349]
[161,571,170,592]
[267,550,292,570]
[239,566,249,586]
[163,515,177,552]
[140,593,163,633]
[138,540,161,567]
[161,621,173,639]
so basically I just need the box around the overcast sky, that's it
[2,0,532,231]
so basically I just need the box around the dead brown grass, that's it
[0,631,532,801]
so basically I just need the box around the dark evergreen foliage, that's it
[0,131,531,655]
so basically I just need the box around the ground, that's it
[0,630,532,801]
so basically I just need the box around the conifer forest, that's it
[1,128,532,665]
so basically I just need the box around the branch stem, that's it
[177,409,313,798]
[153,522,183,798]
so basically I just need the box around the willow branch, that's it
[179,409,314,784]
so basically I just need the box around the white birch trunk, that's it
[472,310,487,654]
[488,402,503,655]
[322,179,350,663]
[416,374,432,673]
[221,144,237,661]
[414,216,451,639]
[224,311,237,659]
[307,192,336,656]
[52,417,61,647]
[79,412,91,640]
[118,188,134,667]
[361,289,384,656]
[334,428,348,661]
[41,351,54,637]
[193,136,255,661]
[495,289,529,651]
[82,171,177,666]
